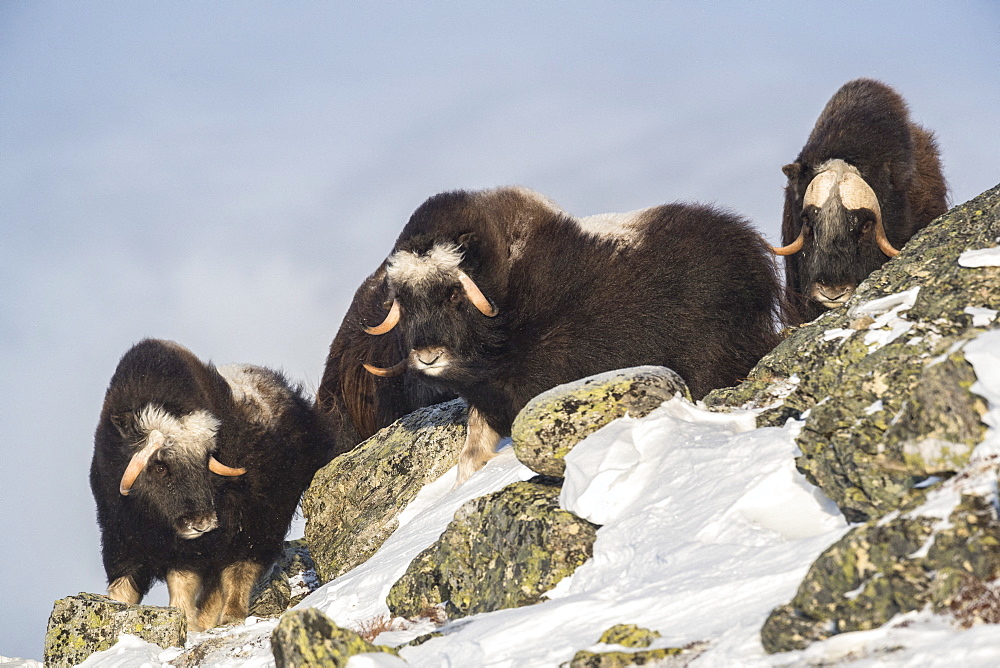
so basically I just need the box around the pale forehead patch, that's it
[135,404,220,461]
[387,243,465,288]
[805,159,866,209]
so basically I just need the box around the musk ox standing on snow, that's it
[774,78,948,323]
[315,263,455,448]
[361,186,783,484]
[90,339,331,631]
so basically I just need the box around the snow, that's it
[958,245,1000,267]
[850,286,921,351]
[78,326,1000,666]
[298,444,535,628]
[965,306,999,327]
[78,634,167,667]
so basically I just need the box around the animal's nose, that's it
[410,346,449,374]
[416,349,442,366]
[817,284,850,301]
[178,513,218,538]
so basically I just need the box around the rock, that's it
[249,539,321,618]
[43,593,186,667]
[597,624,662,648]
[512,366,690,477]
[270,608,397,668]
[761,455,1000,653]
[303,399,468,583]
[705,183,1000,522]
[386,479,598,619]
[567,627,705,667]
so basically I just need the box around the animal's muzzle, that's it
[410,347,450,376]
[176,513,219,539]
[811,282,855,309]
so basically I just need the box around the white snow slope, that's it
[75,328,1000,668]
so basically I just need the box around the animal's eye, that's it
[153,462,168,476]
[450,287,462,304]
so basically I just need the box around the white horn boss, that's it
[773,164,898,258]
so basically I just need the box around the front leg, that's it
[107,574,144,605]
[456,407,501,486]
[218,560,265,626]
[166,569,204,631]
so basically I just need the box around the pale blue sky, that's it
[2,2,998,660]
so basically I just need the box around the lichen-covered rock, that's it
[705,184,1000,522]
[598,624,662,648]
[761,455,1000,653]
[43,593,186,667]
[568,627,704,667]
[250,540,320,618]
[512,366,690,477]
[303,399,468,583]
[270,608,398,667]
[386,479,598,619]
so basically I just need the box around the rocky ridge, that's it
[42,182,1000,666]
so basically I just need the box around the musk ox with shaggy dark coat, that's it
[775,78,948,323]
[90,339,331,631]
[361,186,783,484]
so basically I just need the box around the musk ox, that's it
[361,186,783,484]
[90,339,331,631]
[315,263,456,448]
[775,78,948,322]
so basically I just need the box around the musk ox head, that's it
[360,235,500,386]
[775,159,899,309]
[118,404,245,539]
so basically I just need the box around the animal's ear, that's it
[457,232,478,251]
[457,232,483,267]
[782,162,802,180]
[110,413,131,437]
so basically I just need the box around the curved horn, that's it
[119,430,165,496]
[362,360,407,377]
[771,229,806,256]
[873,219,900,257]
[208,456,246,477]
[456,270,498,317]
[364,299,401,335]
[840,172,897,257]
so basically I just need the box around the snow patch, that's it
[823,328,853,342]
[300,447,534,630]
[965,306,999,327]
[849,286,921,351]
[958,246,1000,267]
